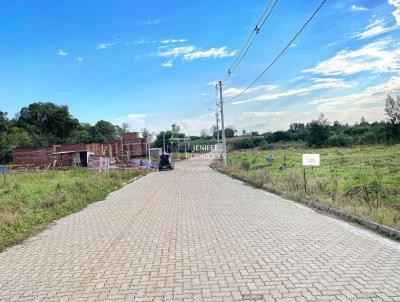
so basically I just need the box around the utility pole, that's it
[215,85,220,153]
[147,133,151,164]
[218,80,227,166]
[162,133,166,155]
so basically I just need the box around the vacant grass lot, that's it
[0,169,144,251]
[215,145,400,230]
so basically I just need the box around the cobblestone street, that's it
[1,158,400,301]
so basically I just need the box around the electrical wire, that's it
[222,0,279,83]
[225,0,327,104]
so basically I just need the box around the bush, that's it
[360,131,378,144]
[259,141,272,150]
[327,134,353,147]
[240,158,251,171]
[231,137,264,150]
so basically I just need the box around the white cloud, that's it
[160,39,187,44]
[233,88,314,105]
[207,81,218,86]
[310,75,400,111]
[159,46,196,58]
[77,57,83,61]
[159,46,195,67]
[161,59,174,68]
[232,78,355,105]
[159,45,236,67]
[389,0,400,25]
[132,39,153,45]
[112,113,147,130]
[325,106,385,124]
[304,38,400,76]
[160,46,236,60]
[178,115,215,135]
[311,77,357,88]
[351,5,368,11]
[138,19,161,25]
[223,84,278,98]
[183,47,237,61]
[242,111,285,118]
[352,19,397,40]
[57,49,68,56]
[95,42,117,50]
[177,75,399,134]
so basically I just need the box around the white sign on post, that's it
[302,154,320,166]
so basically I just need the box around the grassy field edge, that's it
[0,169,145,252]
[211,163,400,241]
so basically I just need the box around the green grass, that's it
[0,169,144,251]
[215,144,400,229]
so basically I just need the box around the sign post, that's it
[302,154,320,194]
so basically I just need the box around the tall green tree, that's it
[385,95,400,124]
[307,113,331,147]
[90,120,119,142]
[385,94,400,140]
[0,111,10,162]
[16,102,80,145]
[0,111,9,132]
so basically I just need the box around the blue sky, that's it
[1,0,400,135]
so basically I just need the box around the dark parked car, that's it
[159,154,174,171]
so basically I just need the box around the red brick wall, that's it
[12,147,56,166]
[123,132,140,141]
[55,144,104,156]
[55,153,74,166]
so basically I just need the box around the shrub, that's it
[240,158,251,171]
[259,141,272,150]
[231,137,264,150]
[327,134,353,147]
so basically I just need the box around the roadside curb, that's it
[213,166,400,242]
[123,173,146,185]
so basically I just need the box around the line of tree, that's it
[229,95,400,150]
[0,102,128,163]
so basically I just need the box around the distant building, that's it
[12,132,149,168]
[149,148,162,157]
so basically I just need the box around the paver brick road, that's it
[1,158,400,302]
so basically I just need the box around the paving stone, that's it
[0,157,399,301]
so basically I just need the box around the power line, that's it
[225,0,327,104]
[222,0,279,83]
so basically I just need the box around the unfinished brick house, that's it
[12,132,149,168]
[104,132,149,163]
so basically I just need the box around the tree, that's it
[0,112,10,162]
[385,94,400,140]
[141,128,150,138]
[224,127,236,138]
[385,95,400,124]
[121,123,130,133]
[289,123,305,131]
[66,123,91,144]
[210,125,218,138]
[16,102,80,145]
[171,123,180,134]
[0,111,9,132]
[90,120,118,142]
[360,116,368,125]
[153,130,185,152]
[200,128,208,138]
[316,113,330,126]
[307,114,331,147]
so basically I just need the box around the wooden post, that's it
[303,168,307,194]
